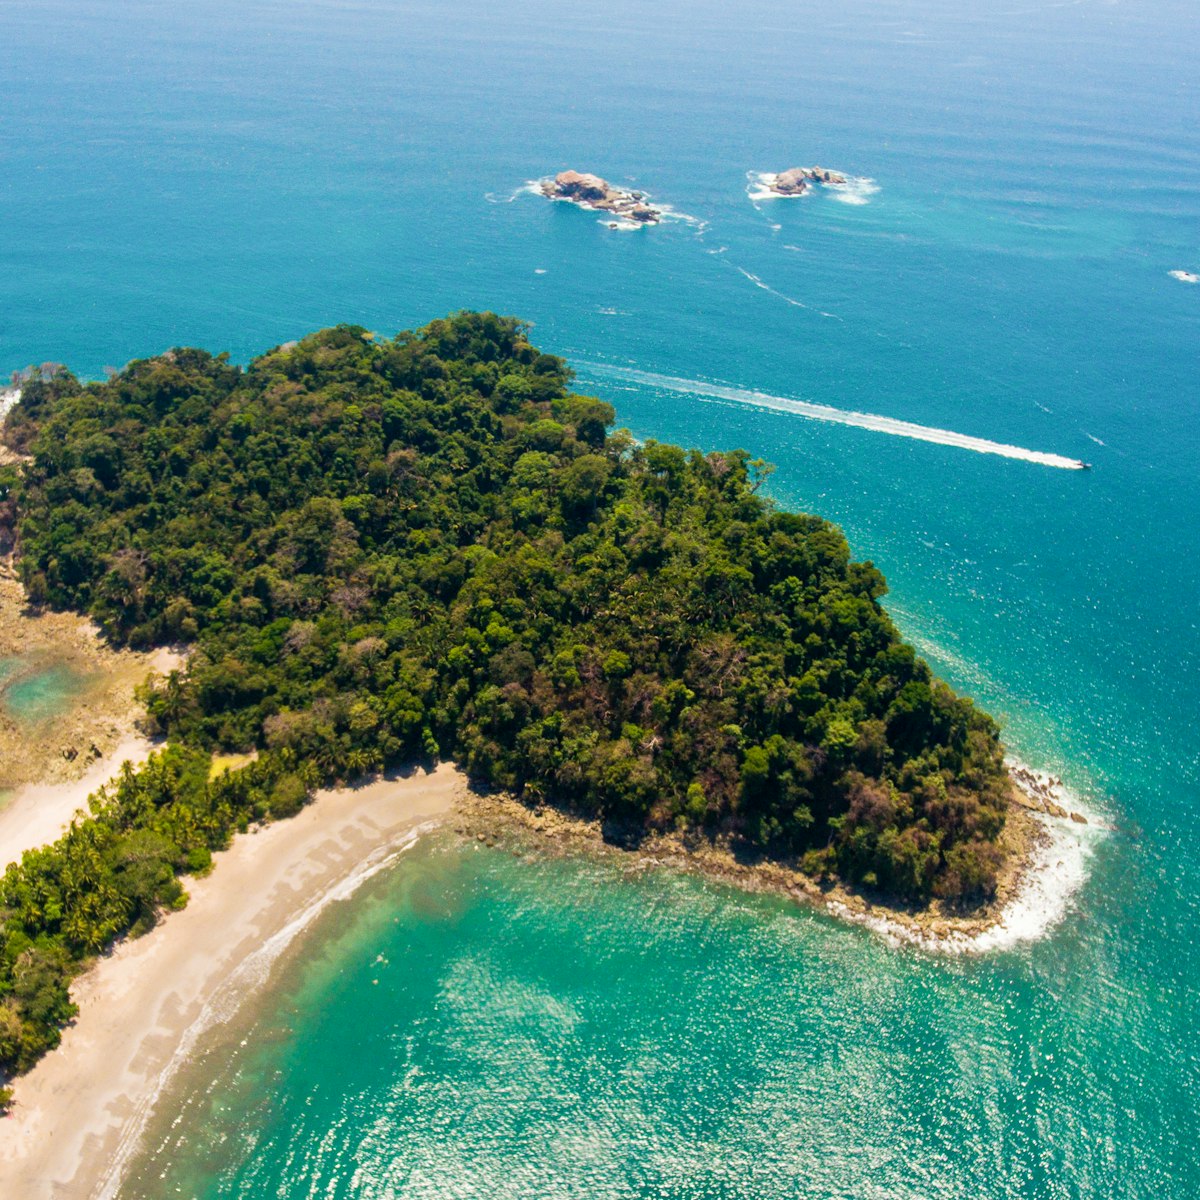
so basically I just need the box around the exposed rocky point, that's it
[540,170,662,224]
[1010,764,1089,825]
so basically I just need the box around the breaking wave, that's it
[829,765,1101,956]
[747,169,879,206]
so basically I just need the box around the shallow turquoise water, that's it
[0,656,87,726]
[2,0,1198,1195]
[126,832,1173,1199]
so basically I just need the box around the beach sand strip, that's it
[0,762,466,1199]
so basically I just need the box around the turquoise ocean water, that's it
[2,0,1199,1194]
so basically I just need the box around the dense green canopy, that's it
[0,313,1010,1079]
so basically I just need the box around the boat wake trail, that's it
[733,265,843,320]
[579,366,1088,470]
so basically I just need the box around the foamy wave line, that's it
[94,821,438,1200]
[746,169,879,206]
[656,202,706,230]
[733,265,842,320]
[485,180,542,204]
[580,365,1088,470]
[830,766,1100,955]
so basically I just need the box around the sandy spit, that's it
[0,762,467,1199]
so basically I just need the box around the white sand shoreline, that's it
[0,762,467,1199]
[0,734,160,872]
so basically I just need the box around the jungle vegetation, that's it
[0,313,1012,1081]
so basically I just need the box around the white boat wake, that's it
[578,365,1089,470]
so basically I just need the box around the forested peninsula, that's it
[0,314,1015,1081]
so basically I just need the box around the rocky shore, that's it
[762,165,849,196]
[540,170,662,225]
[0,568,183,795]
[1009,763,1089,824]
[454,767,1092,953]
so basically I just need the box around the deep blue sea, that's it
[3,0,1199,1195]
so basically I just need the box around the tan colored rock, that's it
[771,167,811,195]
[540,170,662,224]
[766,165,850,195]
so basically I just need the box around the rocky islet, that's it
[540,171,662,224]
[762,165,850,195]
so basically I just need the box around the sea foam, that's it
[829,177,880,205]
[828,767,1101,956]
[580,364,1089,470]
[747,169,879,206]
[485,180,543,204]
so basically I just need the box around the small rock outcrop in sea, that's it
[764,166,849,196]
[540,171,661,224]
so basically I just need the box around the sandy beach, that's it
[0,762,467,1199]
[0,734,159,872]
[0,744,1095,1198]
[0,564,186,871]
